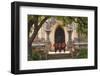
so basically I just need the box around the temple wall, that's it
[35,21,78,51]
[49,22,69,50]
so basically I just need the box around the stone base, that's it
[48,51,70,54]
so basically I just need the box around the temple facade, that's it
[30,18,78,51]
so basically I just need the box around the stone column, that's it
[46,31,50,42]
[67,30,73,45]
[67,25,73,57]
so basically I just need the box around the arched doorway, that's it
[54,26,66,52]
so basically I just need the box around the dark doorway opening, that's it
[54,26,66,52]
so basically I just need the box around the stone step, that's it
[48,51,70,54]
[47,51,72,60]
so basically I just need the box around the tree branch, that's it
[28,17,34,35]
[28,16,50,44]
[38,16,50,30]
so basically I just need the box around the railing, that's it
[73,42,87,46]
[32,43,45,47]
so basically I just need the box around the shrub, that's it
[32,52,41,60]
[77,48,88,58]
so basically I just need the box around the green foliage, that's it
[28,15,34,21]
[28,15,50,24]
[77,48,88,58]
[32,52,41,60]
[76,17,88,41]
[55,16,75,25]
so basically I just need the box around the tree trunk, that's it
[28,16,49,60]
[28,42,32,60]
[28,29,39,60]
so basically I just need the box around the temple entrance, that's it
[54,26,66,52]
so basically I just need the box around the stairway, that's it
[47,51,72,60]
